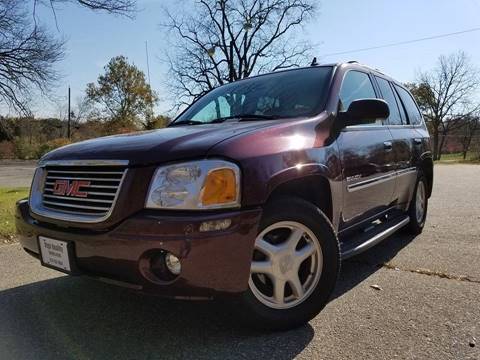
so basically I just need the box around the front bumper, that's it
[15,200,262,298]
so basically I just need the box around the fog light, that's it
[165,253,181,275]
[199,219,232,232]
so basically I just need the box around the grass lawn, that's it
[0,187,29,244]
[435,152,480,164]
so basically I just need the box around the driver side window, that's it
[340,71,380,125]
[340,71,377,110]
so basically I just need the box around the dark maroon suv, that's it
[16,62,433,330]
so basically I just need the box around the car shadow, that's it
[0,232,415,360]
[0,276,313,359]
[334,231,417,299]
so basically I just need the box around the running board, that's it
[340,216,410,260]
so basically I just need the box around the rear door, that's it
[377,82,422,204]
[390,84,426,205]
[336,70,396,228]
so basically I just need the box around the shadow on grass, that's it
[0,232,416,360]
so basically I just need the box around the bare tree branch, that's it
[0,0,65,116]
[161,0,316,110]
[36,0,136,17]
[408,51,479,160]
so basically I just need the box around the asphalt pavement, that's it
[0,164,478,359]
[0,160,36,187]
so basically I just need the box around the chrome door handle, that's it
[383,141,393,150]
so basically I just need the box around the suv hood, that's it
[41,122,276,166]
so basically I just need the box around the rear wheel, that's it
[406,174,428,234]
[238,197,340,330]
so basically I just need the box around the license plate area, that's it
[38,236,77,274]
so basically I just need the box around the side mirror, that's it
[339,98,390,127]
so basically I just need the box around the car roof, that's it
[240,61,403,88]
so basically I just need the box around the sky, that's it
[22,0,480,118]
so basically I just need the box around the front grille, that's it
[41,164,127,220]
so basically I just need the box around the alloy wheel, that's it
[415,180,426,224]
[248,221,323,309]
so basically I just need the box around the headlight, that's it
[145,160,241,210]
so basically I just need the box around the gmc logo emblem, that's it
[52,180,91,198]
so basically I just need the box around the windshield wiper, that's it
[169,120,205,127]
[211,114,280,123]
[170,114,280,126]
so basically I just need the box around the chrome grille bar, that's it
[45,176,122,182]
[43,194,114,204]
[43,200,111,211]
[32,160,128,223]
[44,182,119,189]
[47,170,124,175]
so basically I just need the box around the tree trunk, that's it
[432,128,440,161]
[462,135,474,160]
[438,132,447,160]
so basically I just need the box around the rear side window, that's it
[339,71,377,111]
[375,77,402,125]
[392,87,407,124]
[394,85,423,125]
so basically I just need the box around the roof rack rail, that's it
[346,60,385,74]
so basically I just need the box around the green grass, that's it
[435,152,480,164]
[0,187,29,243]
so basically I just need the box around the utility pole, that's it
[67,86,71,140]
[145,41,151,85]
[145,40,153,125]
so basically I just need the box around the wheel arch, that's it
[266,173,333,223]
[420,156,434,198]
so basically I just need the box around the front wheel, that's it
[237,197,340,331]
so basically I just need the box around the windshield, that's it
[174,66,333,125]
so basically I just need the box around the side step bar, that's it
[340,215,410,260]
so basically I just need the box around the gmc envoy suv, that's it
[16,62,433,330]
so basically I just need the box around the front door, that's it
[336,70,396,228]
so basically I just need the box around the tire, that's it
[406,173,428,235]
[237,196,340,331]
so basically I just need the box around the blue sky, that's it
[30,0,480,118]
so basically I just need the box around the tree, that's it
[407,52,479,160]
[0,0,136,140]
[145,115,170,130]
[162,0,316,108]
[34,0,136,17]
[0,0,64,115]
[459,115,480,160]
[86,56,157,129]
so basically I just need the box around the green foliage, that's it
[405,82,434,117]
[86,56,158,129]
[145,115,171,129]
[14,139,38,160]
[11,136,71,160]
[36,138,71,158]
[0,187,29,242]
[1,114,172,159]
